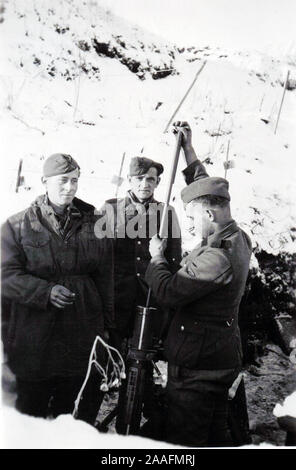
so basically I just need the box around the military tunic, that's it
[144,159,252,446]
[98,191,181,337]
[1,195,114,381]
[145,220,252,370]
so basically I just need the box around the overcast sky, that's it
[101,0,296,55]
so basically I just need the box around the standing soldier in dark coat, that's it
[97,156,182,350]
[1,153,114,424]
[145,122,252,447]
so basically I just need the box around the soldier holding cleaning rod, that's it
[146,122,252,447]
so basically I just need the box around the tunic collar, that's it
[125,190,159,216]
[207,220,238,248]
[183,220,239,262]
[43,194,81,218]
[127,190,156,206]
[30,194,82,235]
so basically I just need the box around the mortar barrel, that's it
[131,306,157,350]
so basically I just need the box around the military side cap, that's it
[129,156,164,176]
[181,176,231,204]
[43,153,80,177]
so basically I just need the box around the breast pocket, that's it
[22,236,53,275]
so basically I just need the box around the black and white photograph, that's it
[0,0,295,458]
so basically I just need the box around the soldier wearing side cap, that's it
[98,156,182,351]
[1,153,114,424]
[145,122,252,447]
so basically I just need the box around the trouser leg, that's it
[108,329,127,357]
[227,378,252,446]
[208,393,233,447]
[165,367,234,447]
[15,378,53,418]
[166,374,214,446]
[51,374,104,426]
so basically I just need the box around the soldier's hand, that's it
[50,285,76,309]
[172,121,192,149]
[149,234,167,258]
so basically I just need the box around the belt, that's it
[45,274,90,282]
[168,364,240,381]
[59,274,89,278]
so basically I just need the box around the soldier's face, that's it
[128,167,160,202]
[185,201,210,239]
[43,169,79,208]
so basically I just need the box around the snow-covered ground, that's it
[274,391,296,419]
[0,405,181,449]
[1,0,295,449]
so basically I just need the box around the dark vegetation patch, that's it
[239,251,296,365]
[92,38,175,80]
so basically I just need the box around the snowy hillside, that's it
[1,0,295,259]
[1,0,296,448]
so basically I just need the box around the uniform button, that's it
[181,325,184,331]
[136,257,141,261]
[136,273,140,277]
[172,258,175,261]
[137,241,141,245]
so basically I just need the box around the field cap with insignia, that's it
[43,153,80,178]
[129,156,164,177]
[181,176,231,204]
